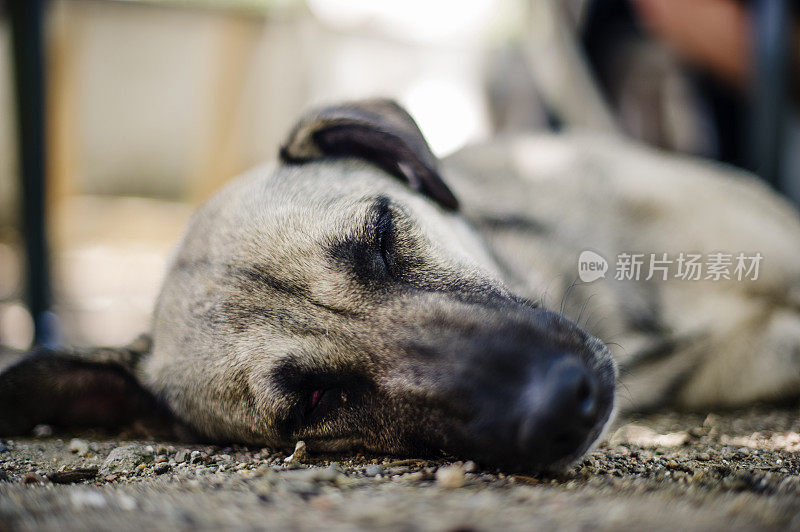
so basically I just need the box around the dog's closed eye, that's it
[374,198,395,276]
[327,196,413,284]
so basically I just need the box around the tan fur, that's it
[2,101,797,470]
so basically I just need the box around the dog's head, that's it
[0,100,616,471]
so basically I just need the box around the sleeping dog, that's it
[1,99,799,471]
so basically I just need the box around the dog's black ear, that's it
[0,335,168,435]
[280,99,459,210]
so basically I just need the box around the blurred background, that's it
[0,0,797,349]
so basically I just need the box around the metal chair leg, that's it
[8,0,58,347]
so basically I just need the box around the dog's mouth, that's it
[310,389,324,410]
[302,387,354,426]
[304,389,328,422]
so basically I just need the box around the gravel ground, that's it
[2,405,800,531]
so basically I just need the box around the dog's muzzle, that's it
[514,356,605,467]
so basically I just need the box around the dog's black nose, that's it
[552,361,598,419]
[517,359,600,459]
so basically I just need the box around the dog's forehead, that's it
[188,159,501,274]
[200,160,409,233]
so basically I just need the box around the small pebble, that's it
[284,441,307,464]
[309,495,333,511]
[283,466,340,483]
[175,450,189,463]
[364,464,383,477]
[69,489,107,509]
[154,463,171,475]
[117,493,138,511]
[463,460,478,473]
[69,438,90,457]
[100,444,154,476]
[48,468,98,484]
[32,425,52,438]
[401,471,426,483]
[436,465,466,489]
[22,472,44,485]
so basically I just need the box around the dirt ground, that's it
[2,405,800,531]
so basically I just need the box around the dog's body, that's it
[445,133,800,411]
[1,100,799,471]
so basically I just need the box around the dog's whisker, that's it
[560,278,580,316]
[576,293,597,328]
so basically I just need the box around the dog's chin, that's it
[533,434,607,474]
[537,405,618,474]
[462,403,616,474]
[474,443,596,474]
[532,404,617,474]
[472,446,594,475]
